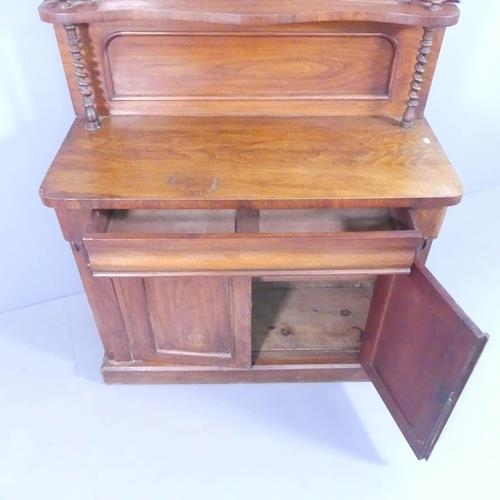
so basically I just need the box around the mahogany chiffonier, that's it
[39,0,487,459]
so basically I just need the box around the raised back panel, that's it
[104,32,396,100]
[54,20,444,117]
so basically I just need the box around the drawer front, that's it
[84,232,421,275]
[83,208,421,275]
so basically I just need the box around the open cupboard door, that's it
[360,262,487,459]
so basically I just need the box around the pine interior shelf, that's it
[252,278,374,365]
[38,0,487,460]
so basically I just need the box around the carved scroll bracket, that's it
[63,23,101,131]
[419,1,460,11]
[58,0,91,9]
[401,26,435,129]
[428,0,446,10]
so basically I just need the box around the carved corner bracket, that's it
[426,1,445,11]
[418,1,460,11]
[63,23,101,131]
[58,0,92,9]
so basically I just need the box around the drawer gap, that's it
[100,207,414,235]
[106,209,237,234]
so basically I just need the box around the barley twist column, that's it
[401,27,435,129]
[63,23,101,131]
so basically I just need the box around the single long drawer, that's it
[83,209,422,275]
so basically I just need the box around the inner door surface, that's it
[361,262,487,459]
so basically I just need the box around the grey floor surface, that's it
[0,187,498,500]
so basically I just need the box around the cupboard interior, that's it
[251,277,375,365]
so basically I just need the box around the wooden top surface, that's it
[39,0,459,27]
[40,116,463,210]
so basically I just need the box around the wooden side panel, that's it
[361,263,488,459]
[70,245,133,362]
[110,276,252,368]
[55,208,91,241]
[410,207,447,239]
[55,208,132,362]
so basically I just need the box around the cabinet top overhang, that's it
[40,116,463,210]
[39,0,460,28]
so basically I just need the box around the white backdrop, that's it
[1,2,79,313]
[1,1,499,313]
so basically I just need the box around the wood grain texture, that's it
[56,208,133,361]
[37,0,486,461]
[107,209,236,233]
[258,208,405,233]
[410,207,447,238]
[113,277,157,357]
[55,207,91,241]
[39,0,460,27]
[40,115,463,210]
[104,31,395,100]
[50,18,442,119]
[146,277,233,361]
[229,276,253,369]
[360,263,488,459]
[102,359,369,384]
[110,276,252,368]
[69,241,133,362]
[252,280,373,364]
[83,232,421,275]
[102,207,408,234]
[63,21,432,118]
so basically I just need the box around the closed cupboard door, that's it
[113,276,252,368]
[361,263,487,459]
